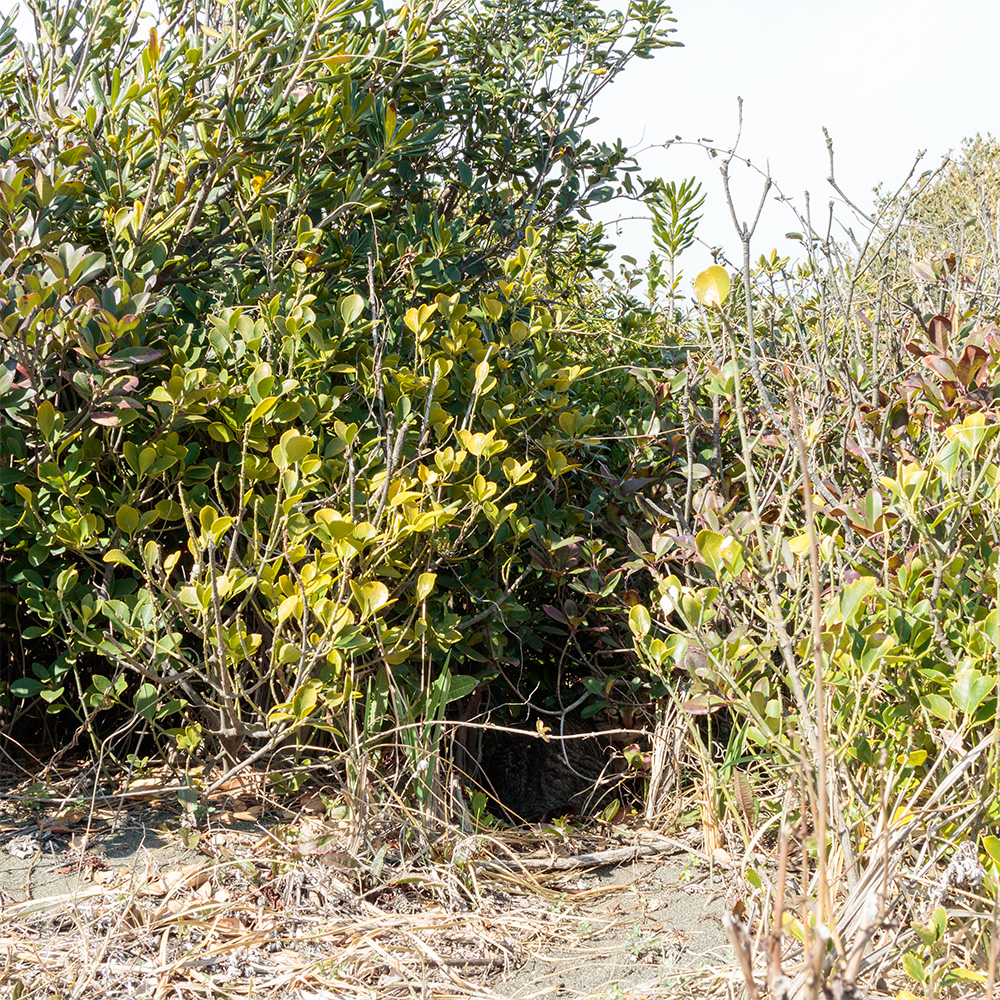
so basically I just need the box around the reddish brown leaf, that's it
[542,604,569,624]
[680,695,710,715]
[889,403,910,436]
[954,344,989,389]
[927,314,952,354]
[922,355,956,380]
[619,477,656,496]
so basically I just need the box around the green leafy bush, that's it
[0,0,682,772]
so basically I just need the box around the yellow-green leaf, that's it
[545,447,580,477]
[37,400,56,442]
[116,505,140,535]
[273,430,313,468]
[277,594,302,624]
[292,680,322,721]
[341,293,365,327]
[143,540,159,569]
[481,296,503,320]
[629,604,651,639]
[351,580,390,619]
[210,516,234,544]
[249,396,278,426]
[277,642,301,665]
[696,529,726,575]
[788,532,812,556]
[693,265,731,307]
[415,572,436,601]
[948,968,986,983]
[983,834,1000,867]
[103,548,139,571]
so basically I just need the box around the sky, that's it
[587,0,1000,272]
[3,0,997,274]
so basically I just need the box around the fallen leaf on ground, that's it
[142,863,210,896]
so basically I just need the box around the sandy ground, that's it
[0,807,193,906]
[0,801,734,998]
[494,856,735,999]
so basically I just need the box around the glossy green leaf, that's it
[340,294,365,326]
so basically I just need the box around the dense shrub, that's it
[0,0,688,770]
[3,3,1000,989]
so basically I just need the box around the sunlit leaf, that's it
[693,265,731,306]
[340,294,365,327]
[628,604,651,639]
[415,572,436,601]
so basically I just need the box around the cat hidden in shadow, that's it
[481,724,623,822]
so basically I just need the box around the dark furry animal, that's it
[482,726,619,822]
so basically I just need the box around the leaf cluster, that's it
[0,0,686,770]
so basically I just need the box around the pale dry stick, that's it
[794,756,817,990]
[718,101,789,442]
[205,535,243,760]
[455,567,532,631]
[765,823,793,1000]
[682,359,696,529]
[644,698,680,824]
[788,397,832,935]
[63,855,165,1000]
[790,392,872,987]
[346,669,372,856]
[277,522,353,702]
[823,135,944,357]
[134,68,170,246]
[774,134,936,400]
[703,114,830,765]
[169,152,219,258]
[368,250,387,445]
[788,731,996,999]
[988,882,1000,1000]
[830,751,899,991]
[726,908,763,1000]
[711,299,818,754]
[63,0,113,107]
[141,709,644,819]
[992,447,1000,887]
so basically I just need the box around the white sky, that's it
[589,0,1000,272]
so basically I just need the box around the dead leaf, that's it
[940,729,965,754]
[712,847,735,869]
[192,879,213,901]
[273,948,307,966]
[211,916,247,935]
[142,863,210,897]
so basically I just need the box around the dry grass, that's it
[0,758,710,1000]
[0,828,557,997]
[0,704,997,1000]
